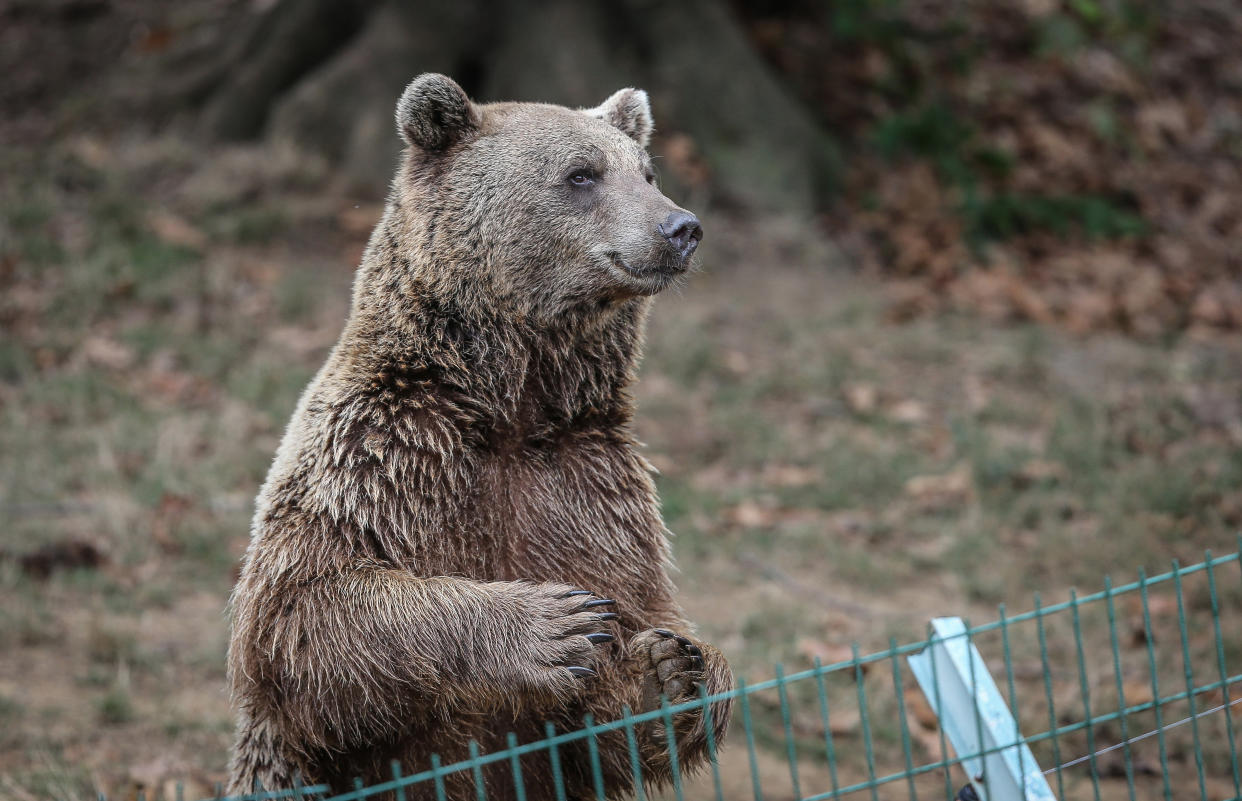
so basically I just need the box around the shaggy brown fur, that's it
[226,74,731,800]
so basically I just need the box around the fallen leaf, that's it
[796,637,869,676]
[843,382,878,415]
[722,349,750,376]
[727,499,777,528]
[826,706,861,736]
[1120,679,1154,708]
[1063,288,1115,335]
[889,399,928,424]
[151,493,193,555]
[912,723,949,758]
[70,136,114,170]
[1014,459,1067,488]
[1019,0,1058,18]
[80,336,136,371]
[1137,101,1189,151]
[147,210,207,250]
[905,685,938,731]
[904,465,973,510]
[141,368,215,406]
[761,464,819,488]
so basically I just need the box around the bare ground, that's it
[1,135,1240,800]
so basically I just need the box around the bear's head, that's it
[393,73,702,321]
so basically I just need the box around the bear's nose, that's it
[658,211,703,260]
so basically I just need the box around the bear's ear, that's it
[396,73,481,151]
[585,88,653,148]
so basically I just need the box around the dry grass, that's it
[1,136,1240,800]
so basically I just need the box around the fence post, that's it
[907,617,1056,801]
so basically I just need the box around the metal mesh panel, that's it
[157,541,1240,801]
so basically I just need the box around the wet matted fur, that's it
[227,74,732,801]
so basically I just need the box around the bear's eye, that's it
[567,170,596,187]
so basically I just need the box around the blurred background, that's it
[1,0,1241,798]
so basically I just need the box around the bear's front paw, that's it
[630,628,706,711]
[508,585,619,696]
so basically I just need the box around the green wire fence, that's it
[173,541,1240,801]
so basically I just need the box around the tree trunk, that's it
[189,0,838,215]
[198,0,378,141]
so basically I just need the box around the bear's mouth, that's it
[607,252,686,282]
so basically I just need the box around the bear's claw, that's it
[636,628,709,707]
[653,628,704,670]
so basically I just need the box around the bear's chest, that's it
[461,435,665,593]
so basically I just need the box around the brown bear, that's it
[226,73,732,800]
